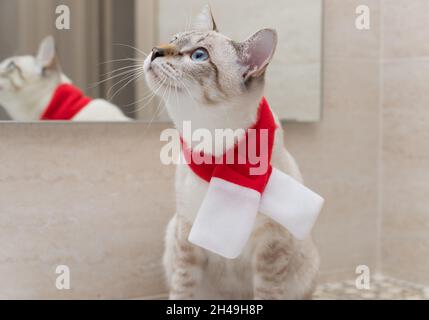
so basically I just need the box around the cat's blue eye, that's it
[191,48,209,62]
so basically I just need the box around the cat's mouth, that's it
[150,67,162,82]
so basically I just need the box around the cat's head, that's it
[0,36,63,120]
[144,5,277,130]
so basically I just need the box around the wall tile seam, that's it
[376,0,385,274]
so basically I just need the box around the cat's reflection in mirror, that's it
[0,36,130,122]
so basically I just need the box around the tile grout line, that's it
[375,0,385,275]
[384,56,429,63]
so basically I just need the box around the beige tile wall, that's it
[287,0,381,282]
[0,0,389,299]
[381,0,429,285]
[0,123,175,299]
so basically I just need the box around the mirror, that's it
[0,0,322,122]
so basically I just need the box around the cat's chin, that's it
[144,70,161,93]
[145,66,164,88]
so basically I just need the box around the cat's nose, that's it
[151,47,165,62]
[151,44,179,62]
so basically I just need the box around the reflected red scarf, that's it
[40,84,91,120]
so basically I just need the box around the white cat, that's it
[144,6,320,299]
[0,36,130,121]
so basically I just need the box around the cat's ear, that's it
[193,5,218,32]
[36,36,57,72]
[236,29,278,81]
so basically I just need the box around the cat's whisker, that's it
[122,80,164,108]
[100,64,142,77]
[176,75,199,107]
[157,64,187,94]
[174,77,179,106]
[136,80,166,112]
[143,80,170,132]
[167,78,173,104]
[89,67,139,89]
[133,76,168,114]
[95,68,142,89]
[165,76,198,114]
[156,65,196,106]
[123,92,156,109]
[154,80,170,119]
[157,65,175,80]
[105,70,140,98]
[117,69,146,99]
[129,76,165,103]
[99,57,144,66]
[156,79,171,117]
[108,69,145,101]
[103,64,145,94]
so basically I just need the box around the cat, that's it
[144,5,320,299]
[0,36,130,121]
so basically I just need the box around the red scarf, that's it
[40,84,91,120]
[180,97,323,258]
[181,97,277,194]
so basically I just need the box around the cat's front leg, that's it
[167,216,206,300]
[252,238,291,300]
